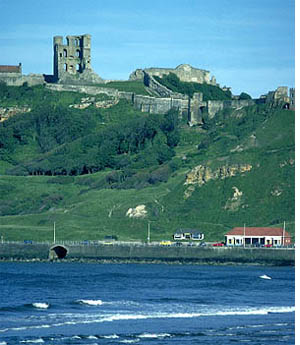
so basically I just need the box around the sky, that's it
[0,0,295,98]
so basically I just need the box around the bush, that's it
[47,176,75,184]
[239,92,252,100]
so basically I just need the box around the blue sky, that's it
[0,0,295,97]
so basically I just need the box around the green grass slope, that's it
[0,85,294,242]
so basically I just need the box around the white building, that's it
[225,227,292,247]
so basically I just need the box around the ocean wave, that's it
[119,340,140,343]
[32,303,50,309]
[138,333,171,339]
[20,339,44,343]
[77,299,103,306]
[0,305,294,334]
[75,299,139,307]
[0,302,50,312]
[102,334,119,339]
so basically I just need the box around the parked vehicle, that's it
[24,240,33,244]
[213,242,225,247]
[104,235,118,241]
[160,240,172,246]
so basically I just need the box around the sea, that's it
[0,262,295,345]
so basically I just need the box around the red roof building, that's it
[225,227,292,247]
[0,63,22,74]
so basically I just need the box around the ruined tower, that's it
[53,34,103,84]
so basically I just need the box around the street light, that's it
[147,221,151,244]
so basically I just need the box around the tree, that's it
[239,92,252,100]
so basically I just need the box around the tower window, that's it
[63,49,67,57]
[76,64,81,72]
[64,64,68,71]
[76,50,81,58]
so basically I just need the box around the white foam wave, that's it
[120,340,140,343]
[103,334,119,339]
[0,306,294,334]
[20,339,44,343]
[77,299,103,306]
[139,333,171,338]
[0,342,7,345]
[87,335,98,339]
[32,303,50,309]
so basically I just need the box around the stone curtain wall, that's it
[0,73,45,86]
[45,84,255,125]
[130,64,216,85]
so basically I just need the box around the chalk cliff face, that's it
[183,164,252,200]
[184,164,252,187]
[126,205,147,218]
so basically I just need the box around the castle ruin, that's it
[0,33,294,124]
[130,64,217,85]
[53,34,103,84]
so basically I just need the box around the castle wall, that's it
[144,72,188,99]
[45,83,118,97]
[130,64,215,85]
[207,99,255,118]
[45,84,255,125]
[0,73,45,86]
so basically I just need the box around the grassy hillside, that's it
[0,84,295,242]
[153,73,232,100]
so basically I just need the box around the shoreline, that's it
[0,243,295,266]
[0,257,294,266]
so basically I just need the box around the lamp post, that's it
[53,222,56,243]
[147,221,151,244]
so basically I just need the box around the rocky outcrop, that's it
[224,186,244,211]
[126,205,147,218]
[69,96,119,110]
[0,106,31,122]
[185,164,252,186]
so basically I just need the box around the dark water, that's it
[0,263,295,345]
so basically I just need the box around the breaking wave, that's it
[138,333,171,338]
[77,299,104,306]
[32,303,50,309]
[0,305,294,334]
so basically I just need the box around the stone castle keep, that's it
[53,34,92,81]
[53,34,103,84]
[0,33,294,125]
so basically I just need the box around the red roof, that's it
[0,65,21,73]
[226,227,291,237]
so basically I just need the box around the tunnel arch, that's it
[49,245,68,260]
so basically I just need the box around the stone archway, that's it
[49,245,68,260]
